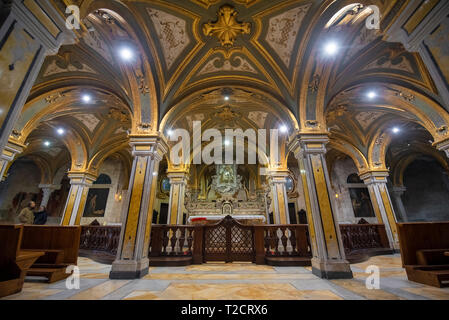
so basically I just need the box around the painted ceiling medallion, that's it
[203,5,251,47]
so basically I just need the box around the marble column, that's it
[167,171,188,225]
[0,1,73,152]
[39,184,61,207]
[0,139,26,181]
[110,135,168,279]
[60,172,96,226]
[289,134,352,279]
[391,186,408,222]
[360,171,400,250]
[267,171,290,224]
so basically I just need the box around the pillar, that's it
[167,171,188,225]
[0,139,25,181]
[61,172,96,226]
[110,135,168,279]
[39,184,61,207]
[435,139,449,159]
[289,134,352,279]
[360,171,400,250]
[391,186,408,222]
[0,1,73,152]
[267,171,290,224]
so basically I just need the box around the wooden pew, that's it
[20,226,81,283]
[397,222,449,288]
[0,225,44,298]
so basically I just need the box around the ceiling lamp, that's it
[280,125,288,133]
[82,94,92,103]
[324,41,339,56]
[367,91,377,99]
[119,47,134,61]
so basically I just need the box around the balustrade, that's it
[78,222,391,266]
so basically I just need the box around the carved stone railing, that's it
[339,224,391,256]
[149,225,196,257]
[253,225,311,263]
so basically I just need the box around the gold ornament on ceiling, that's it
[215,106,241,122]
[203,5,251,47]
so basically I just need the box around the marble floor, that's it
[2,255,449,300]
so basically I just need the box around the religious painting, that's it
[211,164,243,196]
[161,177,171,192]
[349,188,375,218]
[83,188,110,217]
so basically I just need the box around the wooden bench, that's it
[20,226,81,283]
[0,225,44,298]
[397,222,449,288]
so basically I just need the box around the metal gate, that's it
[204,216,255,262]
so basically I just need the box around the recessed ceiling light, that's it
[119,47,134,61]
[82,94,92,103]
[43,141,51,147]
[224,96,230,101]
[367,91,377,99]
[324,41,339,56]
[57,128,65,135]
[392,127,401,134]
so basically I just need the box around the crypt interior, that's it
[1,0,449,300]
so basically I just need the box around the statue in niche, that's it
[211,164,243,196]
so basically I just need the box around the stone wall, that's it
[80,157,126,226]
[0,159,41,222]
[330,158,377,224]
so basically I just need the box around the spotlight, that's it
[167,129,174,136]
[224,140,230,146]
[224,96,230,101]
[152,172,158,176]
[324,41,339,56]
[367,91,377,99]
[392,127,401,134]
[119,47,134,61]
[280,125,288,134]
[43,141,51,147]
[57,128,65,135]
[82,94,92,103]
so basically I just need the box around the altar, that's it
[185,164,268,225]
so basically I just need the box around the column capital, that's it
[67,172,97,187]
[167,171,189,185]
[434,138,449,158]
[129,134,168,160]
[1,139,26,161]
[266,170,290,186]
[11,0,75,52]
[391,185,407,196]
[38,184,61,191]
[288,133,329,158]
[360,171,390,185]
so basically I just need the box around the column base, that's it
[109,258,149,279]
[311,258,353,279]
